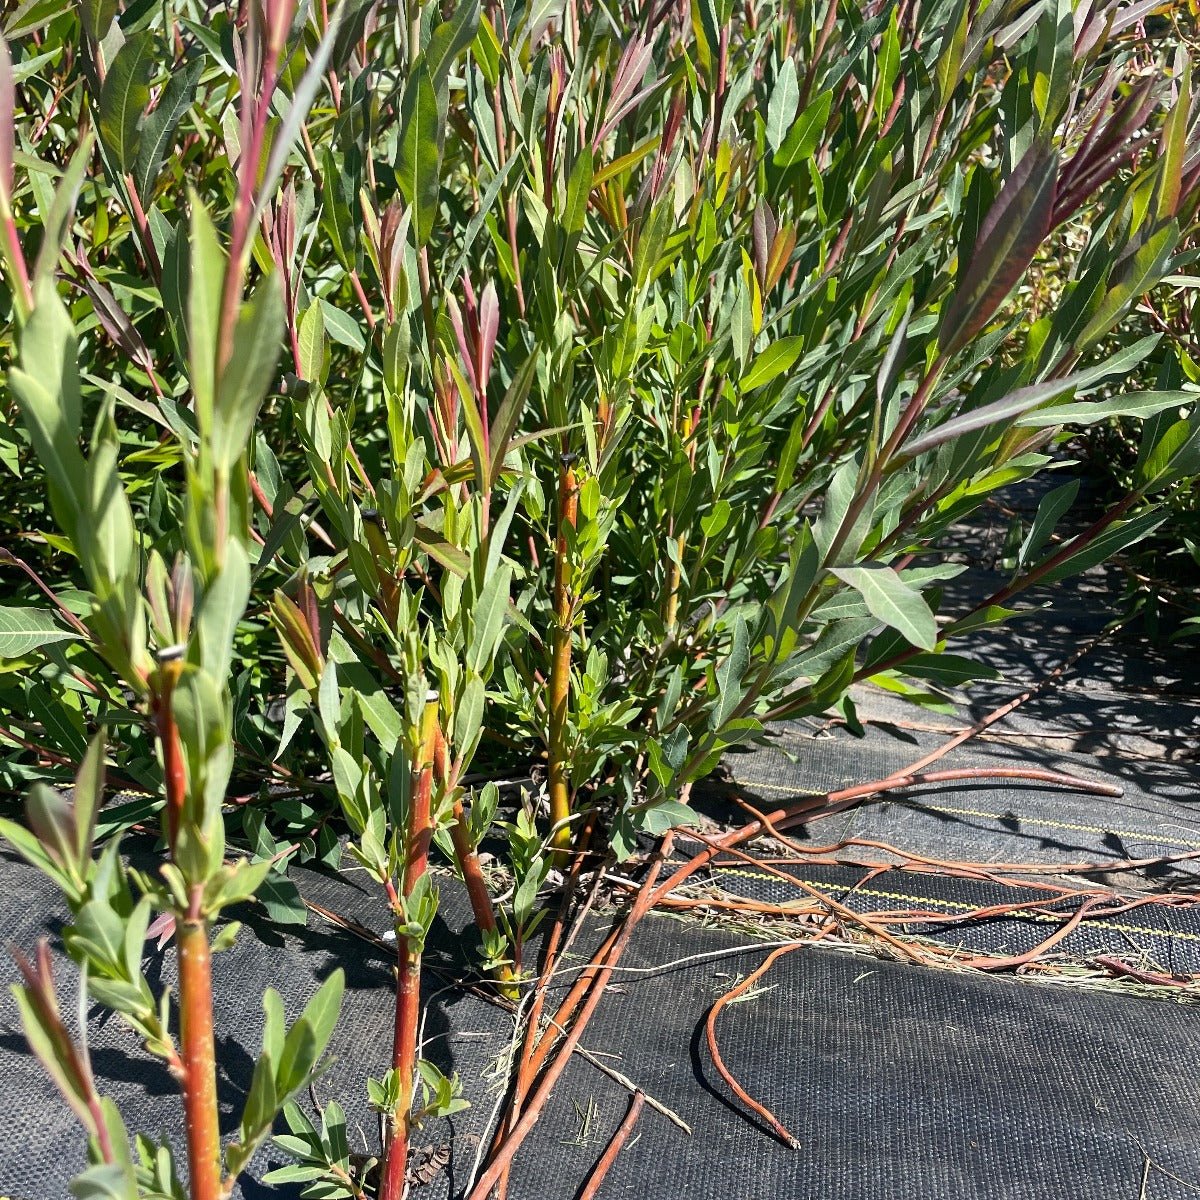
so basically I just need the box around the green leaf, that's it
[1036,509,1166,585]
[72,733,107,867]
[773,90,831,168]
[636,797,694,835]
[277,969,345,1098]
[935,0,969,105]
[562,151,593,237]
[710,615,750,730]
[467,563,512,673]
[0,815,61,881]
[766,59,799,155]
[396,66,442,247]
[939,147,1057,355]
[194,540,251,681]
[454,672,486,759]
[98,31,156,174]
[902,374,1093,459]
[1014,390,1194,429]
[33,133,96,289]
[25,782,80,878]
[1075,222,1179,351]
[297,300,328,385]
[830,564,937,650]
[83,438,136,591]
[488,356,537,485]
[186,198,225,429]
[1137,414,1200,493]
[239,1051,277,1143]
[133,54,202,203]
[1018,479,1078,568]
[899,652,1000,687]
[741,335,803,391]
[213,272,284,470]
[1155,58,1190,221]
[425,0,480,90]
[256,873,307,925]
[0,606,80,657]
[299,969,344,1062]
[76,0,118,40]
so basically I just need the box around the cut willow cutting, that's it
[0,0,1197,1196]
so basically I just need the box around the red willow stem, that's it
[576,1090,647,1200]
[152,656,187,853]
[1,210,32,316]
[123,173,162,280]
[705,943,807,1149]
[177,897,222,1200]
[379,695,440,1200]
[216,23,283,377]
[547,457,579,864]
[437,728,517,996]
[153,653,222,1200]
[650,767,1119,907]
[467,837,674,1200]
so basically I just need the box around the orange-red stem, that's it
[156,660,221,1200]
[379,697,440,1200]
[177,915,222,1200]
[436,728,517,996]
[547,462,578,863]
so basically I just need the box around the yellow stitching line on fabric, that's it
[734,778,1200,851]
[704,865,1200,945]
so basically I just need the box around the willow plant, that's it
[1,0,1199,1197]
[1,4,348,1199]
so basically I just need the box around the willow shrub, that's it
[0,0,1198,1196]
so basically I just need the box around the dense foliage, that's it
[0,0,1197,1195]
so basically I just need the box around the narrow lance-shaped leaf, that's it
[212,271,285,471]
[425,0,481,92]
[10,948,99,1136]
[397,66,442,248]
[766,59,799,154]
[1017,478,1079,569]
[133,54,203,204]
[97,32,156,174]
[250,2,347,229]
[899,344,1167,459]
[1155,57,1190,221]
[186,198,225,431]
[831,564,937,651]
[774,90,832,168]
[489,357,538,486]
[939,146,1057,355]
[1074,221,1178,352]
[0,607,81,657]
[741,336,804,391]
[1014,390,1195,428]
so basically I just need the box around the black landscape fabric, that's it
[4,833,1200,1200]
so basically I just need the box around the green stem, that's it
[547,460,578,865]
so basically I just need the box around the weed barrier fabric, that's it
[516,913,1200,1200]
[0,849,506,1200]
[3,689,1198,1198]
[4,844,1200,1200]
[720,722,1200,879]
